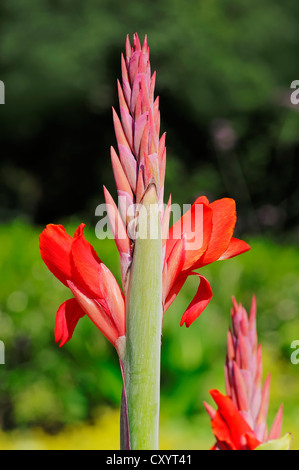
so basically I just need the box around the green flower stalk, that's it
[124,185,163,449]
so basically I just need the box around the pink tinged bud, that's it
[251,387,262,422]
[140,74,150,109]
[120,106,134,149]
[269,404,283,440]
[114,33,165,201]
[139,121,149,161]
[158,132,166,159]
[152,97,160,142]
[136,166,145,204]
[254,344,263,388]
[133,32,141,51]
[134,91,142,122]
[117,79,129,113]
[125,35,132,59]
[134,112,149,157]
[149,71,156,104]
[130,73,144,115]
[238,332,251,370]
[118,145,138,192]
[249,295,257,327]
[203,401,217,420]
[121,53,130,83]
[110,146,133,198]
[256,373,271,426]
[239,307,249,338]
[233,362,249,412]
[141,34,148,54]
[225,362,232,397]
[148,108,158,154]
[209,297,285,449]
[143,153,159,190]
[103,186,131,255]
[110,150,135,231]
[227,329,235,362]
[113,106,130,149]
[129,51,142,88]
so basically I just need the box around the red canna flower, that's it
[39,33,250,353]
[109,33,250,328]
[39,223,125,350]
[163,197,250,327]
[204,297,284,450]
[205,390,262,450]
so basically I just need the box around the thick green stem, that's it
[123,185,163,450]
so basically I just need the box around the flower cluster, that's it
[39,34,250,353]
[204,297,283,450]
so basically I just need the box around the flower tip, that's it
[142,34,148,52]
[133,32,141,50]
[203,401,216,419]
[103,184,109,199]
[209,389,222,402]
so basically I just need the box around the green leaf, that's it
[255,434,293,450]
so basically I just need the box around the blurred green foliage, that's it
[0,220,298,448]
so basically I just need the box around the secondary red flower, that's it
[206,390,261,450]
[204,297,284,450]
[39,223,125,348]
[163,196,250,326]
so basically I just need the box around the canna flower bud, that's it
[204,297,286,450]
[106,33,166,290]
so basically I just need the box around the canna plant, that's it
[204,297,292,450]
[39,33,251,450]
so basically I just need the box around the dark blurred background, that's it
[0,0,298,449]
[1,0,299,236]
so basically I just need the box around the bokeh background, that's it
[0,0,299,450]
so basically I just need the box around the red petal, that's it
[163,237,185,305]
[166,197,213,272]
[39,224,74,286]
[180,274,213,327]
[210,390,261,450]
[70,227,103,299]
[268,404,283,440]
[218,237,251,260]
[199,198,236,266]
[244,432,262,450]
[55,298,85,347]
[97,263,126,337]
[164,272,188,313]
[70,226,126,339]
[67,281,119,346]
